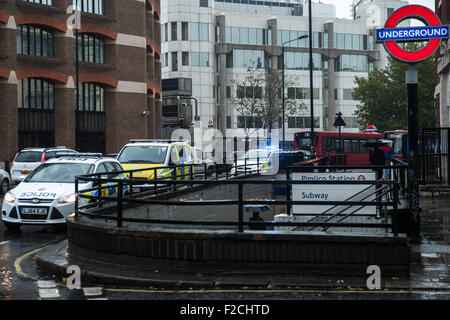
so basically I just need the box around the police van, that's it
[116,139,194,191]
[1,154,127,230]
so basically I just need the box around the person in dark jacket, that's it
[370,145,386,179]
[381,141,393,179]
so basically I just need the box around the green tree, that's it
[353,44,436,132]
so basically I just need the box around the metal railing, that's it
[419,128,450,185]
[74,163,402,235]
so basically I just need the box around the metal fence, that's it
[419,128,450,185]
[74,163,403,235]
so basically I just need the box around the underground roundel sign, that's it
[376,5,449,63]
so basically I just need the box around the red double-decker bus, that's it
[294,131,383,165]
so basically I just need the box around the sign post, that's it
[376,5,449,242]
[406,65,420,241]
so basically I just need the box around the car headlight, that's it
[58,194,77,204]
[4,192,16,203]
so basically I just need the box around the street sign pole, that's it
[406,65,420,243]
[376,5,449,242]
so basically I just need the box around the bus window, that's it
[352,140,361,153]
[334,138,343,152]
[295,132,319,150]
[360,140,367,152]
[344,140,352,153]
[322,136,330,148]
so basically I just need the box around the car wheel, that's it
[0,179,9,195]
[3,221,21,231]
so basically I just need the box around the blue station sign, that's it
[377,26,449,42]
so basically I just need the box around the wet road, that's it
[1,195,449,301]
[0,193,67,299]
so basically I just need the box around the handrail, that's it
[75,170,401,235]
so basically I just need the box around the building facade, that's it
[0,0,162,164]
[435,0,450,127]
[161,0,407,145]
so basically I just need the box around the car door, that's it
[166,146,179,179]
[94,163,110,197]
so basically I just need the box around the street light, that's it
[281,34,309,150]
[308,0,314,153]
[74,1,80,149]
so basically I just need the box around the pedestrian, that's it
[381,140,393,179]
[370,144,385,180]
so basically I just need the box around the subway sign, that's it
[376,5,449,63]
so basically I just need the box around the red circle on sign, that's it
[384,5,442,63]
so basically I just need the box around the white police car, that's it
[1,154,126,230]
[232,148,282,174]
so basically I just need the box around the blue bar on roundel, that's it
[376,26,449,42]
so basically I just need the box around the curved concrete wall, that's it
[66,215,410,276]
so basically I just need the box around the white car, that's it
[10,147,78,184]
[0,169,11,194]
[233,148,282,174]
[1,154,126,230]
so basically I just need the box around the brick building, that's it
[0,0,162,164]
[436,0,450,127]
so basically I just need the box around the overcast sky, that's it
[318,0,436,19]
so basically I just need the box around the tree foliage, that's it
[353,44,436,132]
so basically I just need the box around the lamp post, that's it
[308,0,314,143]
[281,35,308,150]
[74,1,80,149]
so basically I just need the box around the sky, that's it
[318,0,436,20]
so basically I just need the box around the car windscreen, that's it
[45,150,77,161]
[24,163,94,183]
[117,146,168,164]
[15,151,43,163]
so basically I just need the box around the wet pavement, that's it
[1,194,449,300]
[408,197,450,290]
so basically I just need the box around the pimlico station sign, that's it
[376,5,449,242]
